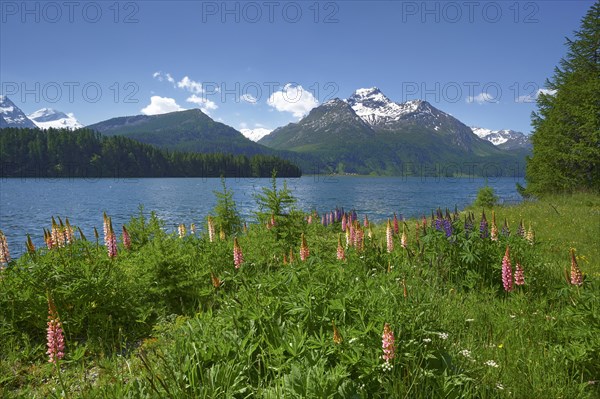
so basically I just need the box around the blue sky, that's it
[0,1,593,134]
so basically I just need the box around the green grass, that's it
[0,193,598,398]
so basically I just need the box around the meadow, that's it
[0,180,598,398]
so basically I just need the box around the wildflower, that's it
[517,220,525,237]
[341,214,347,231]
[233,237,244,269]
[0,230,10,265]
[207,216,215,242]
[64,218,74,245]
[107,218,118,259]
[46,297,65,364]
[51,217,62,248]
[321,214,327,226]
[219,226,225,241]
[210,272,222,288]
[122,225,131,250]
[26,234,36,254]
[464,213,474,237]
[570,248,583,286]
[422,338,432,343]
[56,217,66,248]
[502,246,513,292]
[490,211,498,241]
[332,320,343,344]
[190,223,196,234]
[354,224,364,251]
[300,233,310,261]
[526,223,535,245]
[337,235,345,260]
[501,218,510,237]
[363,215,369,228]
[44,229,53,250]
[386,219,394,253]
[480,211,488,239]
[349,223,355,247]
[514,262,525,286]
[485,360,499,368]
[178,223,186,238]
[460,349,472,358]
[401,225,407,248]
[438,332,449,340]
[382,323,396,364]
[393,213,399,235]
[102,213,110,246]
[442,217,453,238]
[368,225,373,239]
[288,247,295,264]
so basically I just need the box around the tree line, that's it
[0,128,302,178]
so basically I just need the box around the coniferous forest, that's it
[0,128,302,178]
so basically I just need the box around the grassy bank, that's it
[0,192,598,398]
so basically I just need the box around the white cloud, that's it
[141,96,186,115]
[177,76,204,94]
[267,84,318,118]
[240,93,258,104]
[186,94,218,114]
[515,88,558,103]
[152,72,175,84]
[239,122,248,129]
[466,92,499,104]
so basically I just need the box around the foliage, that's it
[525,1,600,194]
[211,177,243,237]
[0,192,599,398]
[0,127,302,178]
[473,186,499,208]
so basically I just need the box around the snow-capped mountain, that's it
[345,87,480,149]
[0,96,37,128]
[240,128,272,142]
[471,127,531,150]
[28,108,84,130]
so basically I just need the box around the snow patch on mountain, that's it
[0,95,37,128]
[471,126,529,148]
[240,128,272,142]
[346,87,420,126]
[28,108,84,130]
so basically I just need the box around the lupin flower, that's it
[355,224,364,252]
[345,226,350,248]
[570,248,583,286]
[44,229,54,250]
[288,247,295,264]
[480,211,489,239]
[368,225,373,239]
[46,297,65,364]
[51,217,63,248]
[442,217,453,238]
[401,225,408,248]
[332,320,343,344]
[307,215,312,224]
[207,216,215,242]
[102,213,110,245]
[122,225,131,250]
[210,272,222,288]
[501,218,510,237]
[300,233,310,261]
[393,213,399,235]
[514,262,525,286]
[349,223,355,247]
[178,223,186,238]
[386,219,394,253]
[190,223,196,235]
[337,235,345,260]
[219,226,226,241]
[233,237,244,269]
[490,211,498,241]
[382,323,396,364]
[57,217,66,248]
[364,215,369,228]
[526,223,535,245]
[0,230,10,265]
[64,218,74,245]
[502,246,513,292]
[341,214,347,232]
[26,234,36,254]
[107,218,118,259]
[321,215,327,227]
[517,220,525,237]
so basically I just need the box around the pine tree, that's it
[525,2,600,194]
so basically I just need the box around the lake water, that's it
[0,175,524,257]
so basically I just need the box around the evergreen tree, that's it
[525,2,600,194]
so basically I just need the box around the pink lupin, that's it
[502,246,513,292]
[300,233,310,261]
[122,225,131,251]
[382,323,396,364]
[107,218,118,259]
[514,262,525,286]
[386,219,394,253]
[393,213,399,235]
[46,297,65,364]
[337,235,345,261]
[400,224,408,248]
[233,237,244,269]
[570,248,583,286]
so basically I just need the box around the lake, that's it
[0,175,524,257]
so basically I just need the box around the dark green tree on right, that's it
[525,1,600,195]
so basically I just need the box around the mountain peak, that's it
[0,96,37,128]
[28,107,83,129]
[471,126,531,149]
